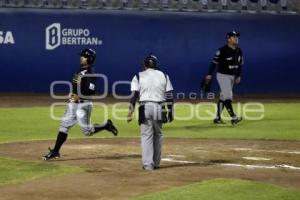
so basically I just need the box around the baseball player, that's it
[205,31,243,125]
[42,48,118,160]
[127,54,174,170]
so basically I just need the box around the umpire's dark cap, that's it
[227,31,240,38]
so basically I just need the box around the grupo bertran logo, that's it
[45,23,103,50]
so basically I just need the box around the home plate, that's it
[242,157,272,161]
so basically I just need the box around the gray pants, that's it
[140,102,163,169]
[59,101,95,136]
[216,72,235,101]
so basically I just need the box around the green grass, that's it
[0,103,300,143]
[164,102,300,140]
[0,103,299,194]
[0,157,82,186]
[132,179,300,200]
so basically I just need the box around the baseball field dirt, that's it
[0,138,299,200]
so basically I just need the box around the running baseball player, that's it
[127,54,174,170]
[205,31,243,125]
[42,48,118,160]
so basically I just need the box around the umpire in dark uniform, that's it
[205,31,243,125]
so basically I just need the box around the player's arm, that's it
[129,91,139,113]
[235,49,244,84]
[127,75,139,123]
[70,73,80,102]
[165,91,174,122]
[206,49,220,79]
[200,50,219,92]
[165,75,174,122]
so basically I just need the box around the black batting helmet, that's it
[80,48,96,64]
[144,54,159,69]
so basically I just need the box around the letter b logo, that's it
[46,23,61,50]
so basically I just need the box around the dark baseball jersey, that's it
[72,66,96,98]
[208,45,244,77]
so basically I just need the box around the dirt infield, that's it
[0,138,299,200]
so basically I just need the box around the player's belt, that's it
[139,101,164,105]
[78,99,91,103]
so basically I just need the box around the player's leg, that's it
[152,104,163,169]
[77,102,95,136]
[94,119,118,136]
[221,75,242,125]
[140,103,156,170]
[215,100,225,122]
[220,74,235,117]
[153,120,163,169]
[214,73,227,124]
[43,103,78,160]
[141,119,154,170]
[77,102,118,136]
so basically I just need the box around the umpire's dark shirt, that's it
[208,45,244,77]
[72,66,96,99]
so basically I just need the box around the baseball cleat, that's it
[231,116,243,125]
[213,118,226,124]
[106,119,118,136]
[42,147,60,160]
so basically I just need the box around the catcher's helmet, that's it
[80,48,96,64]
[144,54,159,69]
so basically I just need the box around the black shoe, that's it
[42,147,60,160]
[106,119,118,136]
[231,116,243,125]
[213,118,226,124]
[154,166,160,170]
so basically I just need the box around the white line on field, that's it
[233,148,300,155]
[222,163,300,171]
[221,163,276,169]
[277,164,300,170]
[233,148,253,151]
[162,157,300,171]
[274,151,300,155]
[162,158,197,164]
[167,155,185,158]
[222,164,276,169]
[242,157,272,161]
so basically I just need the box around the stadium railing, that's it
[0,0,298,14]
